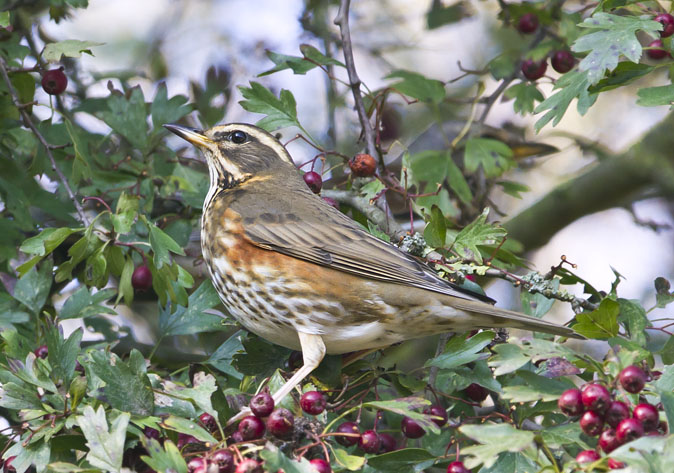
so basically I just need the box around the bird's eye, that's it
[230,130,247,144]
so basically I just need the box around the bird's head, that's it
[164,123,294,189]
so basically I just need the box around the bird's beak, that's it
[163,124,214,147]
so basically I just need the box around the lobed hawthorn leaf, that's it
[501,370,575,402]
[3,436,50,473]
[42,39,103,62]
[572,13,662,84]
[332,448,365,471]
[239,81,300,131]
[13,262,52,315]
[161,415,217,444]
[540,422,591,450]
[459,423,535,469]
[147,221,185,269]
[571,297,619,339]
[504,82,545,115]
[367,448,435,473]
[46,326,82,386]
[76,405,129,473]
[659,336,674,365]
[427,331,495,370]
[140,437,188,473]
[233,333,291,378]
[364,397,440,435]
[151,82,192,131]
[489,337,578,376]
[590,62,655,93]
[386,70,446,103]
[65,119,93,184]
[60,286,116,319]
[19,227,79,257]
[534,70,595,132]
[447,158,472,204]
[206,330,245,379]
[158,280,225,337]
[617,298,650,346]
[449,208,506,264]
[423,205,446,249]
[87,349,154,415]
[464,137,514,178]
[435,359,501,393]
[260,446,316,473]
[478,452,538,473]
[260,45,344,77]
[98,86,150,153]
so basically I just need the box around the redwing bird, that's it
[165,123,581,415]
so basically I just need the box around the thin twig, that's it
[0,57,90,226]
[334,0,378,158]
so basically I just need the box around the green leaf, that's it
[60,286,116,319]
[504,82,545,115]
[446,158,472,204]
[423,205,447,248]
[0,11,9,28]
[386,70,446,103]
[332,448,365,471]
[655,277,674,308]
[617,298,649,346]
[20,227,78,257]
[501,370,574,402]
[459,423,535,469]
[3,437,50,473]
[364,397,439,435]
[151,82,192,130]
[450,208,506,264]
[87,349,154,415]
[489,338,578,376]
[159,280,225,336]
[590,62,655,93]
[571,298,620,339]
[260,445,316,473]
[98,86,150,152]
[161,371,218,418]
[534,70,595,132]
[42,39,103,62]
[13,263,52,315]
[233,334,291,378]
[206,331,245,379]
[260,44,344,77]
[540,422,591,450]
[427,331,495,370]
[367,448,435,472]
[238,81,300,131]
[0,381,43,410]
[148,222,185,269]
[407,150,448,185]
[76,405,129,472]
[489,53,518,80]
[572,13,662,84]
[427,1,473,29]
[46,327,82,386]
[140,437,188,473]
[65,119,93,184]
[637,83,674,107]
[477,452,538,473]
[464,138,514,178]
[659,336,674,365]
[497,180,530,199]
[162,415,217,444]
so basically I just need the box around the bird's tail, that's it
[448,297,585,339]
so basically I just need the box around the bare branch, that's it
[0,57,90,226]
[334,0,378,158]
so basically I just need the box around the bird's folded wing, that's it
[242,211,493,303]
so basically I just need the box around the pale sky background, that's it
[43,0,674,335]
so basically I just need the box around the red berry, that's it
[616,417,644,443]
[464,383,488,403]
[551,50,575,73]
[237,415,265,441]
[229,430,243,444]
[401,417,425,439]
[424,405,448,427]
[322,197,339,209]
[309,458,331,473]
[647,39,669,59]
[655,13,674,38]
[212,449,234,473]
[599,428,622,453]
[303,171,323,194]
[335,421,360,446]
[358,430,380,454]
[234,459,262,473]
[34,345,48,359]
[633,403,659,431]
[250,392,274,418]
[580,410,605,436]
[348,154,377,177]
[606,401,631,428]
[143,426,160,440]
[619,365,647,393]
[41,68,68,95]
[187,457,208,473]
[608,458,625,469]
[447,461,471,473]
[267,408,294,437]
[558,388,584,416]
[132,265,153,291]
[581,383,611,413]
[199,412,217,431]
[378,433,397,453]
[521,59,547,81]
[517,13,539,34]
[177,433,200,449]
[300,391,326,415]
[575,450,600,463]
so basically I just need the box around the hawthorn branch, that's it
[334,0,378,158]
[0,58,90,227]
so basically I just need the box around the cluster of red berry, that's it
[557,365,665,469]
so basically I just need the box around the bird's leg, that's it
[226,332,325,426]
[270,332,326,405]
